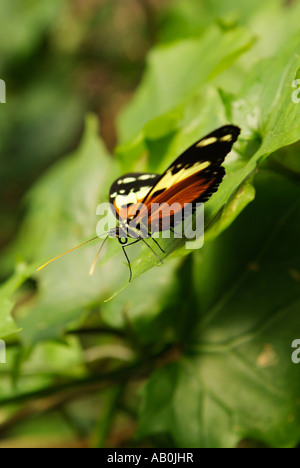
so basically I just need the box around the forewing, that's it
[134,125,240,228]
[109,172,160,220]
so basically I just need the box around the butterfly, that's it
[38,125,240,281]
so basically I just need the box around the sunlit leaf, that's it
[138,171,300,448]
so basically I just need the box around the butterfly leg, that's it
[150,236,165,254]
[146,228,165,254]
[122,239,141,282]
[122,238,163,282]
[122,246,133,282]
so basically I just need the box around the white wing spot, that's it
[138,174,154,181]
[122,177,137,183]
[116,192,137,206]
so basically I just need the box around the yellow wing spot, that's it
[181,161,211,180]
[150,161,211,193]
[220,134,233,142]
[197,137,218,147]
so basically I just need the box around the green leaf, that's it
[270,142,300,177]
[0,299,17,340]
[117,25,255,142]
[0,263,36,339]
[101,257,182,340]
[138,360,239,448]
[112,31,300,287]
[138,170,300,448]
[0,0,63,66]
[4,2,300,347]
[159,0,300,61]
[228,35,300,158]
[5,115,121,345]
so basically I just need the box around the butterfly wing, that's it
[134,125,241,230]
[109,172,160,220]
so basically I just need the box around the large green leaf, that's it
[224,35,300,158]
[101,256,182,336]
[4,116,121,345]
[2,1,300,349]
[0,116,183,345]
[111,31,300,286]
[159,0,300,60]
[0,0,300,449]
[7,28,300,326]
[138,170,300,448]
[0,263,36,339]
[0,299,17,340]
[117,24,255,142]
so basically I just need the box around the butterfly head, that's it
[108,225,127,245]
[109,220,144,245]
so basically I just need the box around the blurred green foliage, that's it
[0,0,155,252]
[0,0,299,449]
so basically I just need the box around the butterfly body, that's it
[109,222,146,243]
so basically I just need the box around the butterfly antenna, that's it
[89,235,109,276]
[37,236,100,272]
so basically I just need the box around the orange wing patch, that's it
[134,169,223,230]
